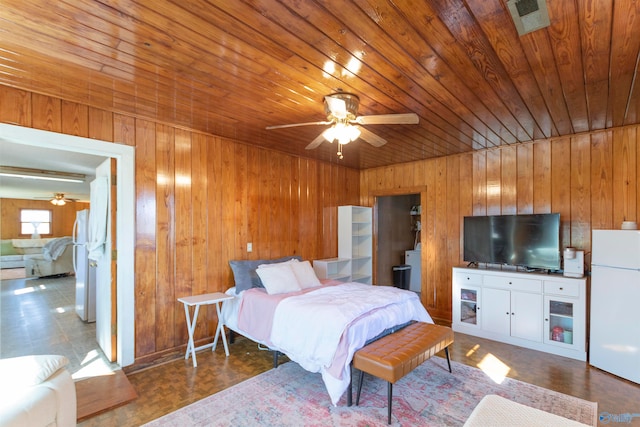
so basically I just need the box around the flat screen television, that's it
[463,213,561,271]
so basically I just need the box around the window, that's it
[20,209,52,236]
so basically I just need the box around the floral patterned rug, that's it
[143,356,597,426]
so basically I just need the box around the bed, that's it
[219,257,434,405]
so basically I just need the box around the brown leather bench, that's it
[352,322,454,424]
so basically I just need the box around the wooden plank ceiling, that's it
[0,0,639,169]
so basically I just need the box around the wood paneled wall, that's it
[361,127,640,322]
[5,82,639,362]
[0,85,360,365]
[0,198,89,239]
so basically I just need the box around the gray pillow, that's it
[229,256,302,293]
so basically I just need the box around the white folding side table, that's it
[178,292,234,367]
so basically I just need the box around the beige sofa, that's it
[0,237,74,277]
[0,355,77,427]
[0,238,55,269]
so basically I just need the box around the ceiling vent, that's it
[507,0,551,36]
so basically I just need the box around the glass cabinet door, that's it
[460,286,480,326]
[545,297,574,346]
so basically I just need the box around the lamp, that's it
[322,120,361,159]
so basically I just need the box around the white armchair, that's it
[0,355,76,427]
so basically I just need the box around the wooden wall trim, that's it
[368,185,428,197]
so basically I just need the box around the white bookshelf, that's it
[338,205,372,284]
[314,206,373,284]
[312,258,351,282]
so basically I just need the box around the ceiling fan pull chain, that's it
[337,143,344,159]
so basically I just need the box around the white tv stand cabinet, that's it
[452,266,587,361]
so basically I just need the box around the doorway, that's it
[0,123,135,367]
[376,193,420,287]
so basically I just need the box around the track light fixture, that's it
[0,165,85,183]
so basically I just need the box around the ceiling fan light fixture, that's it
[347,125,361,142]
[322,126,337,142]
[323,122,360,144]
[322,122,361,158]
[50,193,67,206]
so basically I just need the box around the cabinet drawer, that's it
[456,272,482,286]
[485,275,542,292]
[544,280,580,297]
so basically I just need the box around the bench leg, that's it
[347,365,353,407]
[445,347,452,373]
[356,370,364,406]
[387,382,393,425]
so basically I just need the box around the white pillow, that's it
[258,258,300,269]
[291,260,322,289]
[256,264,301,295]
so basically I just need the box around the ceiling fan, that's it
[266,93,419,159]
[37,193,78,206]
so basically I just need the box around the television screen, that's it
[463,213,561,270]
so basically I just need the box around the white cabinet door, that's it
[483,288,542,342]
[544,295,580,348]
[454,284,482,328]
[453,271,483,330]
[511,291,542,342]
[482,287,511,336]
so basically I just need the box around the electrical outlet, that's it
[247,242,252,252]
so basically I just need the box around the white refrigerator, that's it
[405,250,422,293]
[73,209,96,322]
[590,230,640,383]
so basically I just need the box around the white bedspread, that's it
[270,282,432,405]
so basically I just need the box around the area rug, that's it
[143,357,597,426]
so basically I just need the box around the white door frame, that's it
[0,123,135,367]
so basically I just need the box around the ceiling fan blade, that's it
[324,96,348,118]
[305,132,327,150]
[355,113,419,125]
[357,126,387,147]
[266,121,332,130]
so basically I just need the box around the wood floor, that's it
[78,332,640,426]
[76,369,138,422]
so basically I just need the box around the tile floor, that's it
[0,274,119,379]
